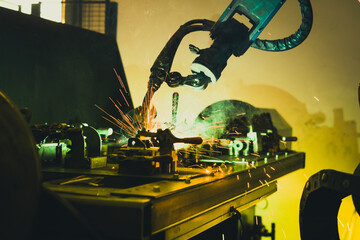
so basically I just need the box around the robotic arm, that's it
[142,0,313,125]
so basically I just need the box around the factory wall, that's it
[114,0,360,239]
[0,7,132,128]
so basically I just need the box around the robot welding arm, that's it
[144,11,252,95]
[141,0,313,125]
[146,0,312,92]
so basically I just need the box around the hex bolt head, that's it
[153,185,161,192]
[185,178,191,184]
[173,173,179,179]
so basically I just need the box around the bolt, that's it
[173,173,179,179]
[306,181,311,191]
[185,178,191,184]
[153,185,160,192]
[321,173,328,183]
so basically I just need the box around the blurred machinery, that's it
[31,123,109,169]
[0,0,326,240]
[299,167,360,240]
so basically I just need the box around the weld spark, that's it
[211,121,223,125]
[218,146,229,149]
[113,68,127,93]
[96,104,135,136]
[338,218,344,227]
[264,180,269,186]
[101,116,133,136]
[108,97,135,129]
[119,89,129,107]
[228,132,241,135]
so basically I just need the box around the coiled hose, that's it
[251,0,313,51]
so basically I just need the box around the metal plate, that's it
[43,151,304,239]
[164,182,277,240]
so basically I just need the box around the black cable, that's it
[251,0,313,51]
[183,19,215,28]
[143,19,215,116]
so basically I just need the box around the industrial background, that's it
[0,0,359,239]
